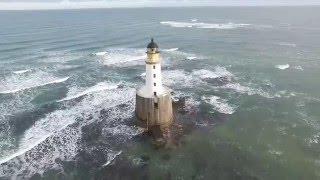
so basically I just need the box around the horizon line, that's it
[1,4,320,11]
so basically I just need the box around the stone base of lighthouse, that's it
[135,87,173,130]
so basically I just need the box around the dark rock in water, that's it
[161,153,171,161]
[140,155,150,162]
[140,108,198,149]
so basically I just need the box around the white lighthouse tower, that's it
[139,39,163,97]
[136,39,173,130]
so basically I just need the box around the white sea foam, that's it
[275,64,290,70]
[220,83,272,98]
[139,72,146,78]
[307,134,319,145]
[186,56,197,60]
[132,157,147,166]
[57,82,118,102]
[0,91,35,121]
[163,68,271,99]
[0,83,141,178]
[99,48,146,67]
[160,47,205,62]
[278,42,297,47]
[166,50,197,58]
[0,84,136,165]
[93,51,107,56]
[163,67,233,88]
[95,47,199,68]
[202,95,236,114]
[39,51,82,64]
[102,151,122,167]
[103,125,144,137]
[13,69,31,74]
[297,111,320,131]
[305,132,320,147]
[0,75,69,94]
[1,126,80,179]
[269,149,283,155]
[191,19,198,22]
[192,67,233,80]
[293,66,304,71]
[161,21,251,29]
[162,70,195,87]
[163,48,179,52]
[0,103,81,165]
[274,90,298,98]
[184,96,200,113]
[171,91,187,102]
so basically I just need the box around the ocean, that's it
[0,7,320,179]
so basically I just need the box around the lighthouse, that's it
[136,39,173,131]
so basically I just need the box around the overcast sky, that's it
[0,0,320,10]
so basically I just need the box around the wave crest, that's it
[275,64,290,70]
[202,95,236,114]
[161,21,251,29]
[0,73,69,94]
[57,82,119,102]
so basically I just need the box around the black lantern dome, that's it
[147,38,159,49]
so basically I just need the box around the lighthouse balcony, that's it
[136,85,171,98]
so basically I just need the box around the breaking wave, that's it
[220,83,272,98]
[186,56,197,60]
[97,47,203,68]
[275,64,290,70]
[161,21,251,29]
[277,42,297,47]
[162,66,233,87]
[306,133,319,145]
[202,95,236,114]
[293,66,304,71]
[57,82,119,102]
[93,51,107,56]
[0,83,140,178]
[192,67,233,80]
[162,70,195,87]
[102,151,122,167]
[139,72,146,78]
[38,51,82,64]
[13,69,31,74]
[172,91,200,113]
[96,48,146,67]
[0,72,69,94]
[162,67,274,99]
[163,48,179,52]
[161,48,205,62]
